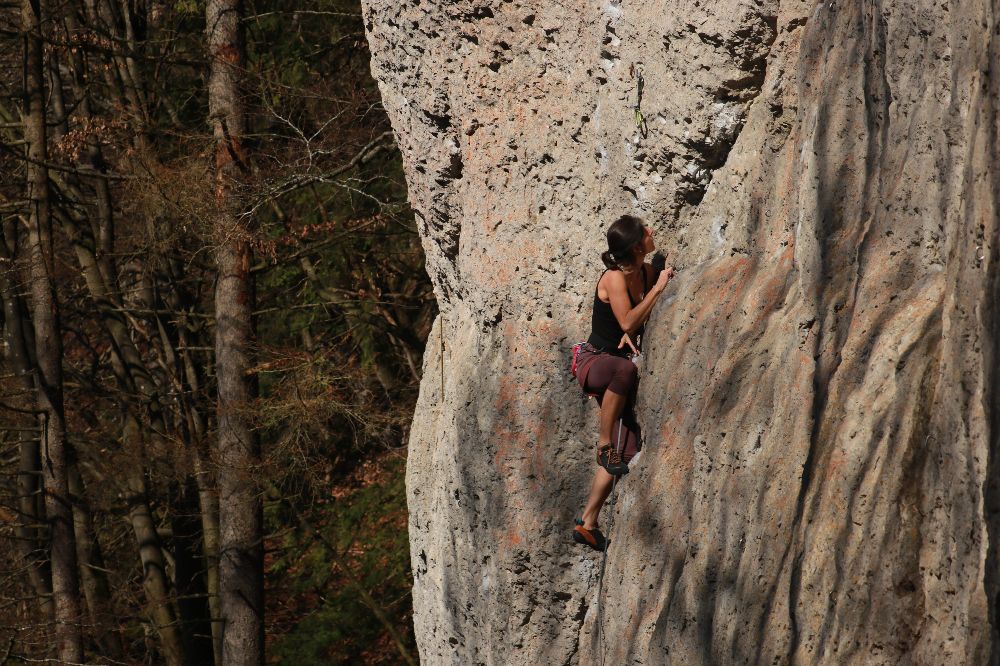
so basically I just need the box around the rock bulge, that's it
[362,0,1000,663]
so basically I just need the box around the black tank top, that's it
[587,266,649,356]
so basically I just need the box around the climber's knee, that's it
[608,357,637,395]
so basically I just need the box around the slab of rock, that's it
[361,0,1000,663]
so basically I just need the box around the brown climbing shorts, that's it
[574,344,642,463]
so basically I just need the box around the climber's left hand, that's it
[618,333,638,356]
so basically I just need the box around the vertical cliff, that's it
[361,0,1000,663]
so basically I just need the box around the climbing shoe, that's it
[573,519,608,552]
[596,443,629,476]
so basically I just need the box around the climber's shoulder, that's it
[597,269,626,303]
[600,269,625,288]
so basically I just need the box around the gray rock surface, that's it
[361,0,1000,663]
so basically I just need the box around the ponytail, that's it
[601,250,617,270]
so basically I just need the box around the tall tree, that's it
[0,220,52,623]
[19,0,83,661]
[207,1,263,664]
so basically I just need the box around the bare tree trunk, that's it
[136,258,224,665]
[179,335,222,666]
[207,2,263,664]
[46,196,193,664]
[61,16,223,655]
[170,477,216,666]
[21,0,84,661]
[122,413,185,666]
[195,449,222,666]
[61,2,116,288]
[44,18,214,657]
[155,282,223,665]
[17,434,52,609]
[38,21,127,662]
[0,222,53,620]
[68,462,124,657]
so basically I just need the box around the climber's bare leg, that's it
[581,467,614,530]
[584,388,628,530]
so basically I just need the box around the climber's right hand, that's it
[654,266,675,293]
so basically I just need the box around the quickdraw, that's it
[631,64,648,138]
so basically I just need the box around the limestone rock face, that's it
[361,0,1000,663]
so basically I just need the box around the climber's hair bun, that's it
[600,250,618,270]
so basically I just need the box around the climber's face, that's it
[641,224,655,254]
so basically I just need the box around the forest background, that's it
[0,0,430,663]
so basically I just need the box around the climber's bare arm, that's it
[599,265,674,336]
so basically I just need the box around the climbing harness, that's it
[571,341,586,379]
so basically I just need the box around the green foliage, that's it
[269,456,414,664]
[174,0,202,16]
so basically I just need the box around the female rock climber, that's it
[571,214,674,551]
